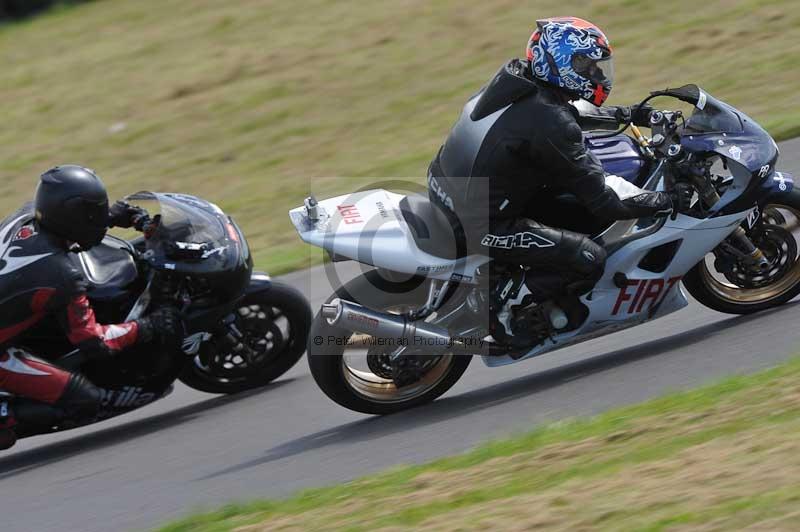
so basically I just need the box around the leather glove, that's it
[140,213,160,239]
[109,200,149,230]
[669,183,694,220]
[621,191,673,219]
[136,306,184,349]
[615,104,654,127]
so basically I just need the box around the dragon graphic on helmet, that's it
[526,17,614,106]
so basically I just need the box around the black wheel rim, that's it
[194,303,293,383]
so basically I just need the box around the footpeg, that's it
[613,272,629,288]
[547,306,569,330]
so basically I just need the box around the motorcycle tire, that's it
[307,270,472,415]
[683,188,800,315]
[179,281,311,394]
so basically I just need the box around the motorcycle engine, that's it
[490,277,551,347]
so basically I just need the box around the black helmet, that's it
[34,165,110,249]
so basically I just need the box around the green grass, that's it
[157,358,800,531]
[2,0,800,273]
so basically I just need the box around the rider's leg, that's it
[0,346,103,447]
[475,217,607,299]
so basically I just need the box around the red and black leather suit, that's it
[0,204,141,429]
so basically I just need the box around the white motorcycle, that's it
[290,85,799,414]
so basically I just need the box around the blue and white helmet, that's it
[526,17,614,106]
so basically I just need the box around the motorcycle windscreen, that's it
[124,191,239,272]
[681,88,778,174]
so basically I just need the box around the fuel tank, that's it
[587,134,647,186]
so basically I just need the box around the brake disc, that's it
[725,225,796,289]
[366,350,394,380]
[238,304,285,361]
[366,346,442,387]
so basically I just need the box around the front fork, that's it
[688,173,769,271]
[216,312,261,365]
[721,225,771,272]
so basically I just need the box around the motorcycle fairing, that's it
[764,172,795,195]
[126,191,251,280]
[289,189,491,282]
[483,208,749,367]
[244,272,273,296]
[95,383,174,417]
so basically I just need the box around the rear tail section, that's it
[289,190,490,280]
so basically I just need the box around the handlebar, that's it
[139,214,161,239]
[593,83,702,140]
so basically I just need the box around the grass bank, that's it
[160,357,800,531]
[2,0,799,273]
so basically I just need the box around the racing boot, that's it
[8,399,67,439]
[0,399,18,450]
[3,374,104,441]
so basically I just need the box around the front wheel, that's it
[179,281,311,394]
[684,189,800,314]
[307,270,472,415]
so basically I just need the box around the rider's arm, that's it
[539,106,671,220]
[574,103,619,131]
[573,102,653,131]
[61,294,140,355]
[108,200,149,230]
[53,265,141,358]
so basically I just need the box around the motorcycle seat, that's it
[399,195,465,260]
[75,235,139,289]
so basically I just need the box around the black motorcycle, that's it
[12,191,311,438]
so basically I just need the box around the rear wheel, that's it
[179,282,311,394]
[307,270,472,415]
[683,190,800,314]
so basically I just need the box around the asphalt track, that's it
[1,138,799,532]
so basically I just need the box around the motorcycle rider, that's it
[427,17,673,324]
[0,165,182,449]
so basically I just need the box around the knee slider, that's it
[573,237,607,279]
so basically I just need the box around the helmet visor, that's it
[572,54,614,87]
[64,196,109,247]
[65,197,109,228]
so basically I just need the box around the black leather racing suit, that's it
[0,204,142,435]
[428,59,671,300]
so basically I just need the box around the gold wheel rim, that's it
[341,354,455,403]
[339,304,456,403]
[699,204,800,304]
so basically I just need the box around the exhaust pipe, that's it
[321,298,462,351]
